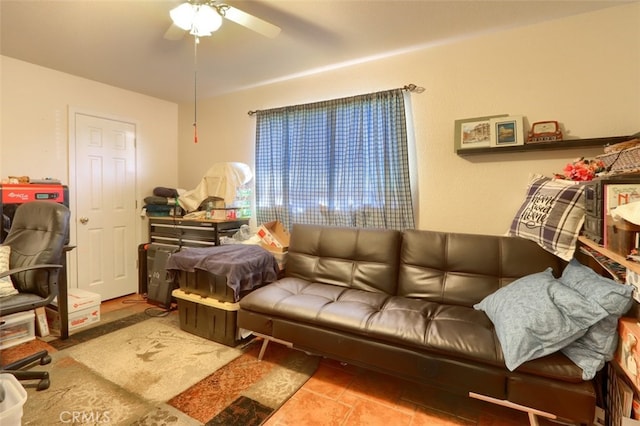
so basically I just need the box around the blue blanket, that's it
[165,245,279,302]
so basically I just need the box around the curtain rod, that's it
[247,83,424,116]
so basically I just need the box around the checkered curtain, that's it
[255,88,415,231]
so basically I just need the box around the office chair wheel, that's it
[37,378,50,391]
[40,354,52,365]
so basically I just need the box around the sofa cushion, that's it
[398,230,564,307]
[242,278,507,366]
[474,268,608,371]
[285,224,402,295]
[508,175,585,261]
[559,259,634,380]
[241,276,587,382]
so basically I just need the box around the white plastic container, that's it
[0,373,27,425]
[0,310,36,350]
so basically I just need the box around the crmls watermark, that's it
[59,411,111,424]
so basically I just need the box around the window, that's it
[255,88,415,231]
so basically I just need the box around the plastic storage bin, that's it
[0,373,27,425]
[172,289,241,347]
[0,310,35,350]
[176,269,235,302]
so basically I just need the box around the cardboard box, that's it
[34,306,50,337]
[210,208,239,220]
[261,245,288,270]
[616,317,640,393]
[51,288,101,313]
[46,305,100,334]
[47,288,101,333]
[257,220,290,252]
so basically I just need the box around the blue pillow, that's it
[559,259,634,379]
[474,268,608,371]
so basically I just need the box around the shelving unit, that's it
[456,136,632,157]
[577,236,640,424]
[579,235,640,276]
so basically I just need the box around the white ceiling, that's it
[1,0,634,103]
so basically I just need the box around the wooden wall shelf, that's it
[578,235,640,275]
[456,136,632,157]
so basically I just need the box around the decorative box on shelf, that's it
[597,139,640,174]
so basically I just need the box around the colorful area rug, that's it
[6,311,320,425]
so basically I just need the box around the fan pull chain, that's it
[193,36,199,143]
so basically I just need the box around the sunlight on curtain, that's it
[255,88,415,231]
[404,91,420,228]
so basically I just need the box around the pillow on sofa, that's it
[559,259,634,379]
[508,174,585,261]
[474,268,608,371]
[0,245,18,298]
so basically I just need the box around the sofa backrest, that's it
[398,229,565,307]
[285,224,403,295]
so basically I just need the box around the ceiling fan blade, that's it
[222,5,281,38]
[164,23,186,41]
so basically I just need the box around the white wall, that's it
[0,56,179,243]
[177,3,640,235]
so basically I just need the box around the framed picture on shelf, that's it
[454,114,508,152]
[490,116,524,147]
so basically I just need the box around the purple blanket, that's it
[165,245,279,302]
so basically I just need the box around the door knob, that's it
[79,217,89,225]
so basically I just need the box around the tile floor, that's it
[3,295,574,426]
[264,355,567,426]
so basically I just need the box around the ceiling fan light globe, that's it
[169,2,196,31]
[193,4,223,35]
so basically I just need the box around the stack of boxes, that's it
[1,288,101,348]
[172,282,241,347]
[172,221,290,347]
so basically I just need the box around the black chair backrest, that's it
[2,201,70,297]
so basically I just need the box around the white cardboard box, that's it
[46,305,100,333]
[51,288,101,313]
[47,288,101,333]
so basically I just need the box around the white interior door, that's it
[74,113,137,301]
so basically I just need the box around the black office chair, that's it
[0,201,70,391]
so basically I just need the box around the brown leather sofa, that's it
[238,224,597,425]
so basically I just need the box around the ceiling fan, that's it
[164,1,281,40]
